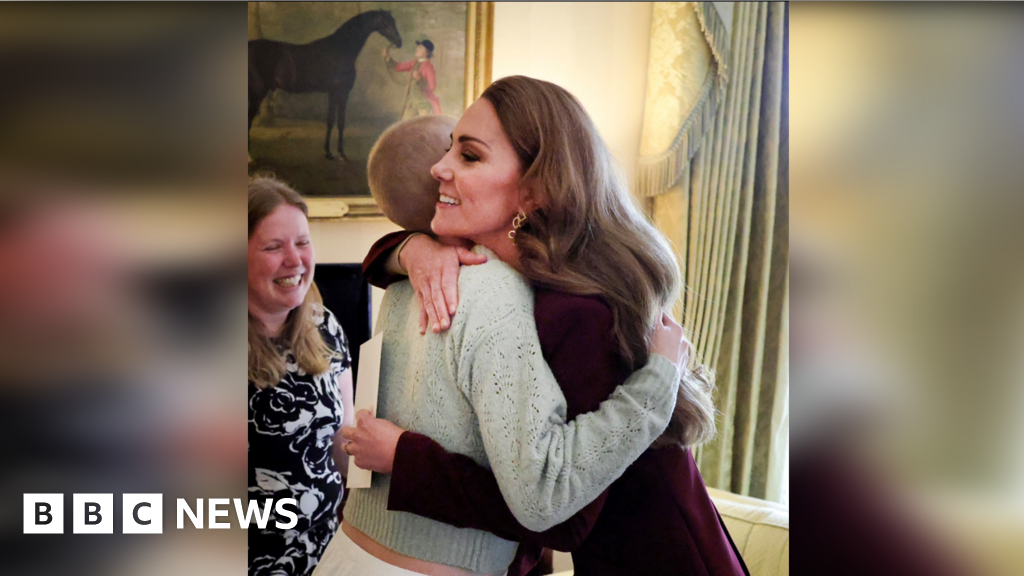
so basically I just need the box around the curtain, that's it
[636,2,789,502]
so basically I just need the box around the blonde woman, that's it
[249,177,356,576]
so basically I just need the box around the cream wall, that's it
[492,2,653,186]
[313,2,654,330]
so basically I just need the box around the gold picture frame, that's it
[248,2,493,220]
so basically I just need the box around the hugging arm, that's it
[389,431,606,550]
[361,231,411,288]
[363,232,486,334]
[462,311,679,532]
[365,234,684,531]
[387,299,625,549]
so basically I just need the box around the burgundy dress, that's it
[363,232,748,576]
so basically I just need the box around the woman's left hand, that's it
[341,410,406,474]
[651,312,691,373]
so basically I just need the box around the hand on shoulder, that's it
[399,234,487,335]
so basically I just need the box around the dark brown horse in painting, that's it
[248,10,402,161]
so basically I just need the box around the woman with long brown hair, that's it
[342,76,747,575]
[307,85,692,575]
[249,176,356,576]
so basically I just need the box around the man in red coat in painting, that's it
[386,39,442,117]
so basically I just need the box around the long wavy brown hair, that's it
[248,176,334,389]
[482,76,717,448]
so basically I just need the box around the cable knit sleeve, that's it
[460,312,681,532]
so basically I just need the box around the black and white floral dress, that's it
[249,306,350,576]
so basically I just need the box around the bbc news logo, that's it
[24,494,297,534]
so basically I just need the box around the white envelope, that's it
[347,332,383,489]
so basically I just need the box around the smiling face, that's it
[429,98,527,256]
[248,204,314,335]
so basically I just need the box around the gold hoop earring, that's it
[508,211,527,242]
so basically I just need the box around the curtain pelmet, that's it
[636,2,727,199]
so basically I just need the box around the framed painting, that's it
[247,1,494,219]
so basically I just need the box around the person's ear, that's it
[518,184,541,214]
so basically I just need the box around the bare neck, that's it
[249,305,287,339]
[472,231,521,271]
[436,233,520,270]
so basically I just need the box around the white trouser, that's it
[313,528,434,576]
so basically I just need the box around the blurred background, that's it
[792,2,1024,575]
[0,3,246,575]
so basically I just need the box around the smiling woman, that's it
[248,176,356,576]
[248,200,315,336]
[429,98,531,269]
[345,76,741,576]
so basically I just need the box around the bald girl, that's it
[367,115,458,232]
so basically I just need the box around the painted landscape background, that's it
[247,2,467,197]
